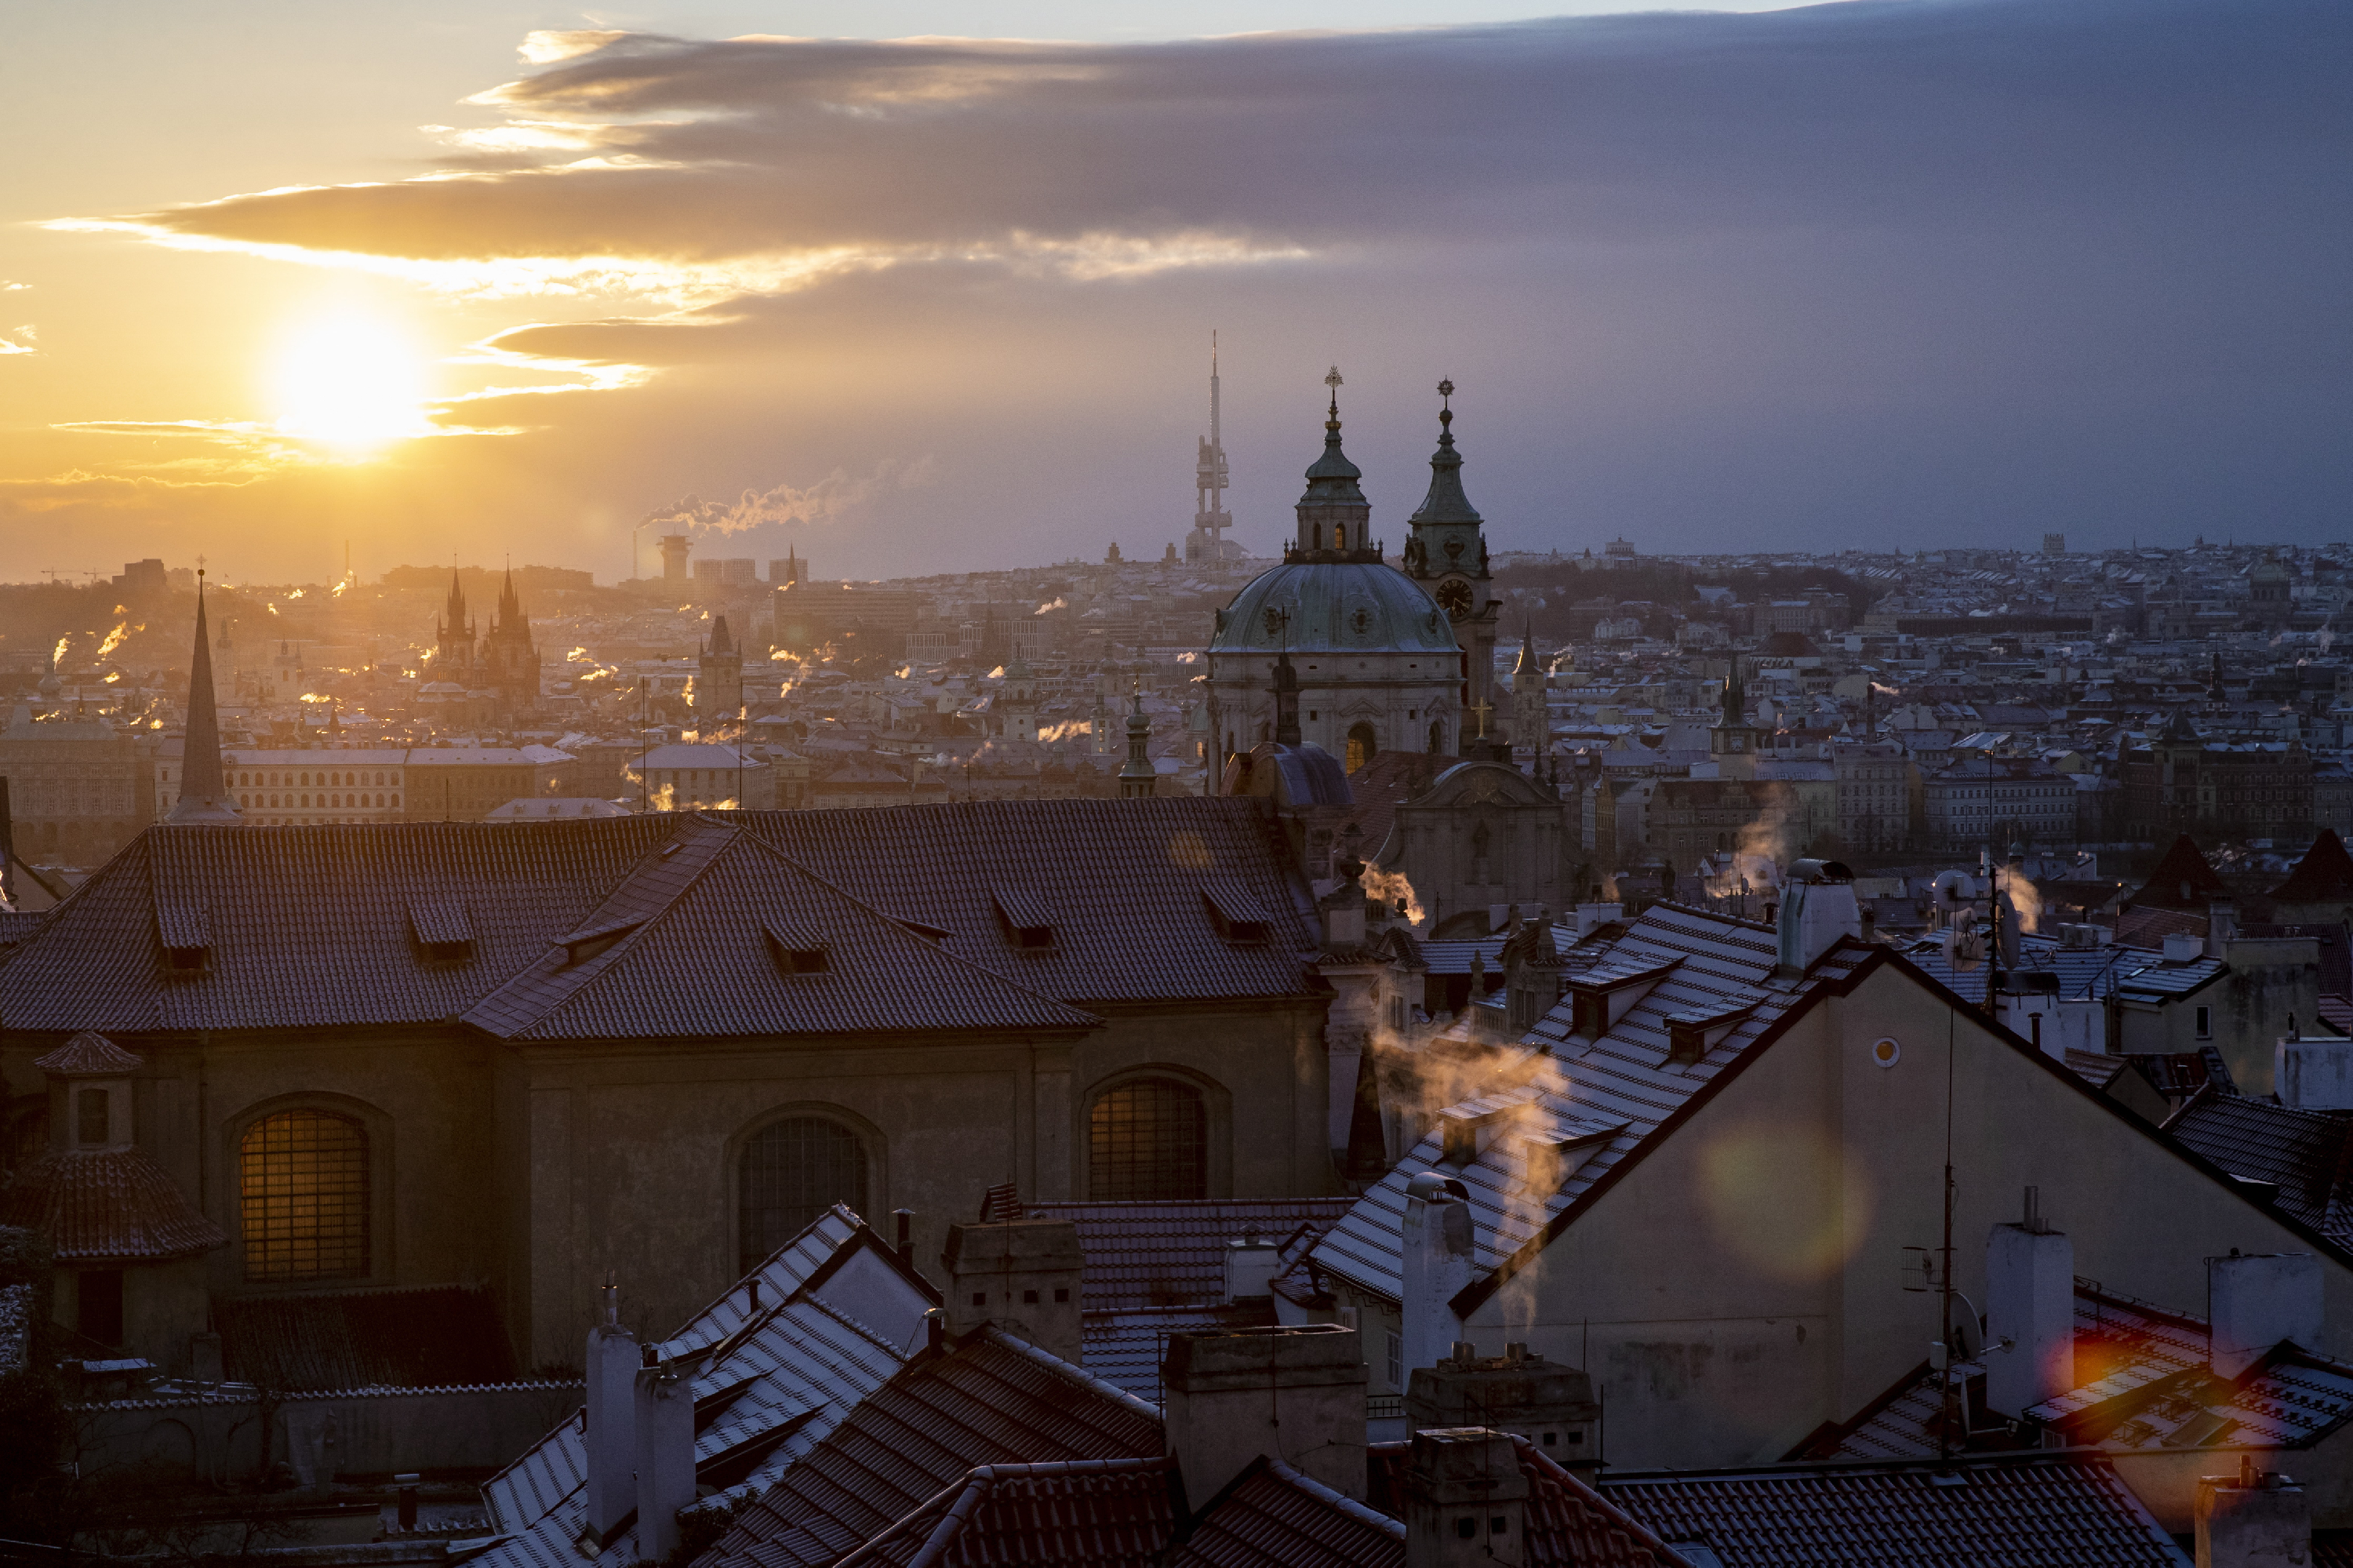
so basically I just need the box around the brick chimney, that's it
[941,1215,1084,1364]
[1400,1428,1528,1568]
[1162,1325,1366,1504]
[1984,1188,2073,1419]
[633,1355,696,1562]
[2211,1251,2323,1379]
[1402,1172,1475,1384]
[583,1276,638,1548]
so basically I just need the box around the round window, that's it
[1871,1037,1901,1068]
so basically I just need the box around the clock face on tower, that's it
[1435,579,1474,617]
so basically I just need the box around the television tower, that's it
[1187,334,1233,562]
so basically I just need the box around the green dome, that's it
[1209,562,1457,655]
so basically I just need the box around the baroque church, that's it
[1206,375,1568,933]
[431,569,544,719]
[1205,374,1501,771]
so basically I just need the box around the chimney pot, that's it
[2196,1463,2310,1568]
[2211,1253,2324,1379]
[632,1359,696,1563]
[584,1288,641,1544]
[1984,1203,2072,1419]
[1402,1428,1529,1568]
[940,1216,1084,1362]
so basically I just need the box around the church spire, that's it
[1293,367,1371,558]
[1118,682,1155,799]
[168,573,243,826]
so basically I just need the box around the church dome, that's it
[1209,561,1458,656]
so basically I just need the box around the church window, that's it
[1346,723,1377,774]
[1089,1078,1207,1201]
[1333,524,1346,549]
[239,1109,369,1282]
[739,1117,867,1273]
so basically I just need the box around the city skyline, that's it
[2,0,2344,584]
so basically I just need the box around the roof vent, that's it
[763,920,831,976]
[409,897,475,963]
[991,888,1057,952]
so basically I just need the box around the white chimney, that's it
[1402,1172,1475,1384]
[2211,1252,2323,1379]
[1984,1188,2074,1419]
[1776,860,1860,977]
[584,1277,638,1548]
[2196,1458,2311,1568]
[2277,1032,2353,1110]
[2208,898,2238,959]
[633,1357,696,1562]
[1574,903,1622,939]
[1162,1325,1367,1503]
[2163,932,2205,962]
[1225,1233,1280,1304]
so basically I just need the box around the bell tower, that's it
[1400,379,1499,736]
[1289,368,1377,561]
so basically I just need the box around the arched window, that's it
[1333,524,1346,550]
[1428,719,1445,754]
[1089,1078,1207,1201]
[739,1117,867,1272]
[1345,722,1377,774]
[238,1109,369,1282]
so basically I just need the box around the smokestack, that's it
[584,1275,639,1546]
[1402,1172,1475,1385]
[2211,1252,2323,1379]
[1984,1188,2073,1419]
[632,1356,696,1562]
[1162,1325,1367,1504]
[1401,1428,1529,1568]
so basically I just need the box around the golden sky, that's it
[2,0,2345,584]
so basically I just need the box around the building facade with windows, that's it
[0,798,1336,1373]
[1922,758,2075,850]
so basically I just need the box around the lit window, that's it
[1089,1078,1208,1201]
[739,1117,867,1272]
[239,1109,369,1282]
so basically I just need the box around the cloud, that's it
[18,0,2353,567]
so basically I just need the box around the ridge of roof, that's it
[35,1030,144,1075]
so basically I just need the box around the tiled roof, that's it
[1309,904,1871,1307]
[0,1147,226,1262]
[2,801,1314,1039]
[216,1283,517,1392]
[837,1456,1183,1568]
[1025,1198,1358,1313]
[34,1031,144,1075]
[2126,835,2229,912]
[2272,830,2353,905]
[693,1329,1162,1568]
[1898,932,2151,1004]
[0,908,50,955]
[0,819,675,1035]
[475,1207,932,1568]
[2129,1048,2236,1101]
[1171,1457,1408,1567]
[1599,1450,2189,1567]
[463,817,1096,1042]
[1364,1438,1689,1568]
[731,799,1321,1004]
[1813,1282,2353,1462]
[2163,1093,2353,1244]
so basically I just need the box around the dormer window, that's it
[409,898,475,964]
[77,1087,111,1147]
[992,889,1058,953]
[1202,881,1273,946]
[562,919,641,966]
[764,922,831,976]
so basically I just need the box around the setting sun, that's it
[271,314,431,450]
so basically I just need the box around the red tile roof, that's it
[34,1031,144,1075]
[1171,1457,1408,1567]
[1367,1439,1686,1568]
[837,1456,1183,1568]
[2125,835,2229,912]
[693,1328,1162,1568]
[463,818,1096,1042]
[0,1147,226,1261]
[733,799,1322,1005]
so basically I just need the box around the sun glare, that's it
[271,315,431,450]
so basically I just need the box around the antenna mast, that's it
[1189,333,1232,564]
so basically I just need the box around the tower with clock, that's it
[1398,379,1500,734]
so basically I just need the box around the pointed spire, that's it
[1408,377,1484,529]
[1515,617,1539,675]
[169,573,243,826]
[1119,681,1155,798]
